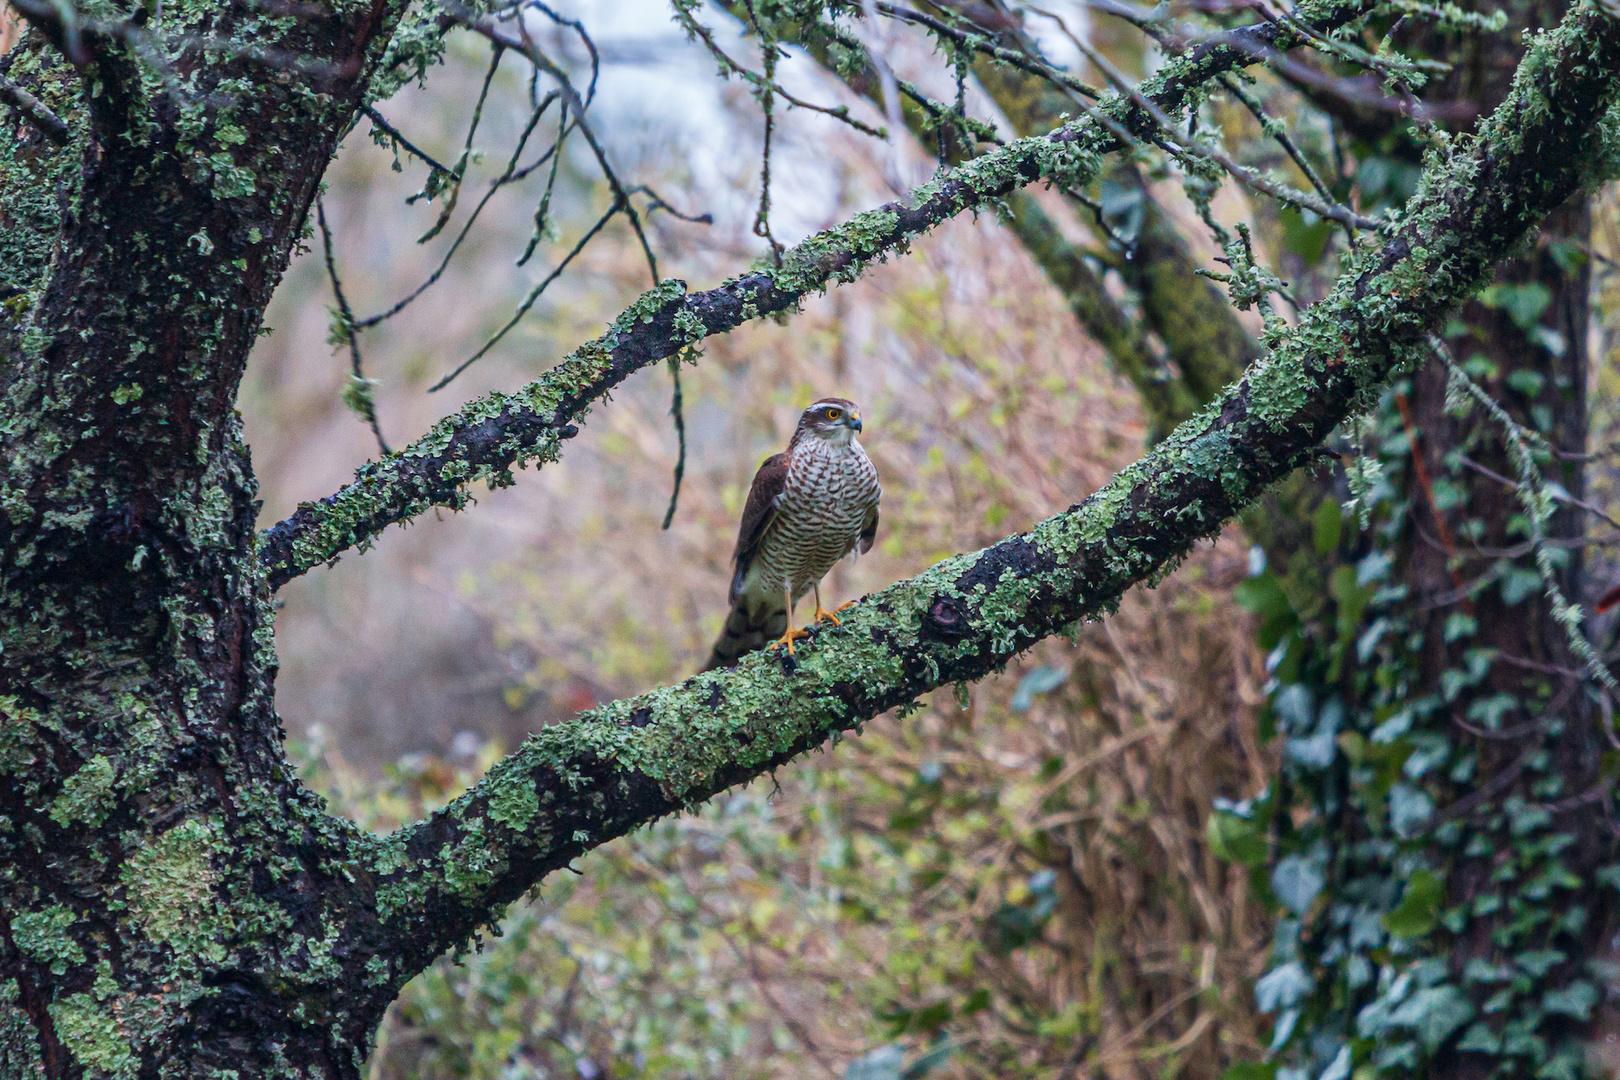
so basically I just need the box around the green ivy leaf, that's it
[1388,986,1474,1051]
[1383,870,1444,939]
[1280,205,1333,266]
[1541,981,1597,1020]
[1235,573,1291,621]
[1255,962,1312,1013]
[1216,1064,1277,1080]
[1207,810,1267,868]
[846,1044,905,1080]
[1478,282,1552,330]
[1272,855,1324,914]
[1313,498,1343,556]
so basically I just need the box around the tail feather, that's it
[703,596,788,671]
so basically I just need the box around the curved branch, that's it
[354,0,1620,989]
[259,0,1379,589]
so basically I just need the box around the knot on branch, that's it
[921,595,970,641]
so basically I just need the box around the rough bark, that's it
[0,0,1615,1078]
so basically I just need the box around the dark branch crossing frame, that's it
[1,0,1619,1074]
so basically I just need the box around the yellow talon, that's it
[810,584,857,628]
[773,625,812,655]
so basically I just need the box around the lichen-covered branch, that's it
[359,0,1620,977]
[258,0,1377,589]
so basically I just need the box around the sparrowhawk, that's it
[704,398,881,670]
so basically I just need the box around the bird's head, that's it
[795,397,864,447]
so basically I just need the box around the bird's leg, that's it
[812,582,848,626]
[772,585,811,654]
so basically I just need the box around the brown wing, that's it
[729,452,789,603]
[857,502,879,555]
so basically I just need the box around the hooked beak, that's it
[848,413,863,433]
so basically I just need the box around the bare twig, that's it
[873,1,1107,104]
[433,1,664,389]
[1458,453,1620,533]
[363,105,454,176]
[317,198,391,457]
[1076,33,1380,232]
[357,91,560,331]
[661,353,687,530]
[426,197,624,393]
[675,6,887,137]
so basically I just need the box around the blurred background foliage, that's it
[214,0,1620,1076]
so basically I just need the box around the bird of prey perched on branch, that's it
[704,398,881,670]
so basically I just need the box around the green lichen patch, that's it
[9,905,85,975]
[49,755,117,828]
[48,994,139,1079]
[121,817,229,968]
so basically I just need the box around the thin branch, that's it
[259,0,1395,588]
[1458,454,1620,533]
[355,91,561,331]
[363,105,454,177]
[1436,336,1620,700]
[661,354,688,530]
[1215,73,1344,233]
[423,196,623,393]
[0,71,70,144]
[1074,31,1381,232]
[752,38,786,264]
[635,184,714,225]
[317,199,391,457]
[428,1,662,389]
[411,43,504,242]
[803,15,1003,146]
[675,6,888,137]
[363,5,1620,979]
[873,1,1107,105]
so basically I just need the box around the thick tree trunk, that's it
[0,9,425,1075]
[1398,195,1603,1079]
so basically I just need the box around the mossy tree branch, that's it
[259,0,1378,589]
[361,0,1620,986]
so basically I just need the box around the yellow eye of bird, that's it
[826,408,841,420]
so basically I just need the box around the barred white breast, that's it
[755,435,881,601]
